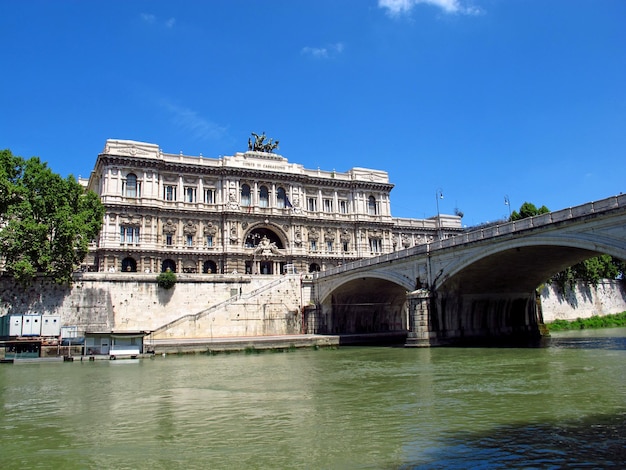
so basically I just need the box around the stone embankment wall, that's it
[1,275,624,337]
[539,280,626,322]
[0,273,304,337]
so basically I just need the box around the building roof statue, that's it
[248,132,279,153]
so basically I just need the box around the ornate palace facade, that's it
[84,138,462,275]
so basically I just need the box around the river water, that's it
[1,329,625,469]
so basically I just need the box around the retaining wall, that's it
[540,280,626,322]
[1,275,624,337]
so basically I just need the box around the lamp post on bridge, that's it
[504,195,511,220]
[436,188,444,240]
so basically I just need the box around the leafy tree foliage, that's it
[510,201,625,290]
[510,202,550,221]
[0,150,104,285]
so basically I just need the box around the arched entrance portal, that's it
[245,226,285,275]
[245,227,284,249]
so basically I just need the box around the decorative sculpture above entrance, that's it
[248,132,279,153]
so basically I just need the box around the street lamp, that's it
[436,188,444,240]
[504,195,511,220]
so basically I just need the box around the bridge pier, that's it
[405,289,545,347]
[405,289,439,347]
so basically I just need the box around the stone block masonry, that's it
[1,274,624,340]
[0,273,305,338]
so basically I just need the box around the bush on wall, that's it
[156,270,177,289]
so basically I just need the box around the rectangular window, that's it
[185,187,196,203]
[340,200,348,214]
[166,234,173,246]
[204,189,215,204]
[310,240,317,251]
[323,199,333,213]
[206,235,213,247]
[186,235,193,247]
[164,185,176,201]
[326,241,333,252]
[307,198,317,212]
[343,241,349,252]
[369,238,382,253]
[120,226,139,244]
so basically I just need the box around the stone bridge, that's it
[312,194,626,346]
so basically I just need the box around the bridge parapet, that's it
[312,194,626,346]
[316,194,626,281]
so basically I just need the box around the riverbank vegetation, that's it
[546,312,626,331]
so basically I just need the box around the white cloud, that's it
[301,42,345,59]
[378,0,481,16]
[140,13,156,24]
[140,13,176,28]
[160,100,227,141]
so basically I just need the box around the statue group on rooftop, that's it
[248,132,279,153]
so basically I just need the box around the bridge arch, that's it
[312,195,626,345]
[315,273,411,335]
[436,233,626,294]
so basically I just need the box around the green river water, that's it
[1,328,625,469]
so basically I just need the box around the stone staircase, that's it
[151,275,303,339]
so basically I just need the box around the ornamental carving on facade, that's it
[183,220,197,236]
[291,195,302,214]
[254,236,281,257]
[324,229,335,242]
[229,225,239,244]
[226,188,239,210]
[294,228,303,246]
[114,144,149,156]
[308,227,319,241]
[120,213,141,226]
[370,229,383,239]
[163,219,177,234]
[340,228,351,243]
[402,233,411,248]
[204,222,218,236]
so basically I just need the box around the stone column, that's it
[405,289,437,347]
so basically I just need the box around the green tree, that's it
[0,150,104,285]
[510,201,550,221]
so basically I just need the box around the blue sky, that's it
[2,0,624,226]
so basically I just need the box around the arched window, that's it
[241,184,251,206]
[203,260,218,274]
[276,187,286,209]
[161,259,177,273]
[309,263,321,273]
[122,257,137,272]
[368,196,378,215]
[125,173,140,198]
[259,185,269,208]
